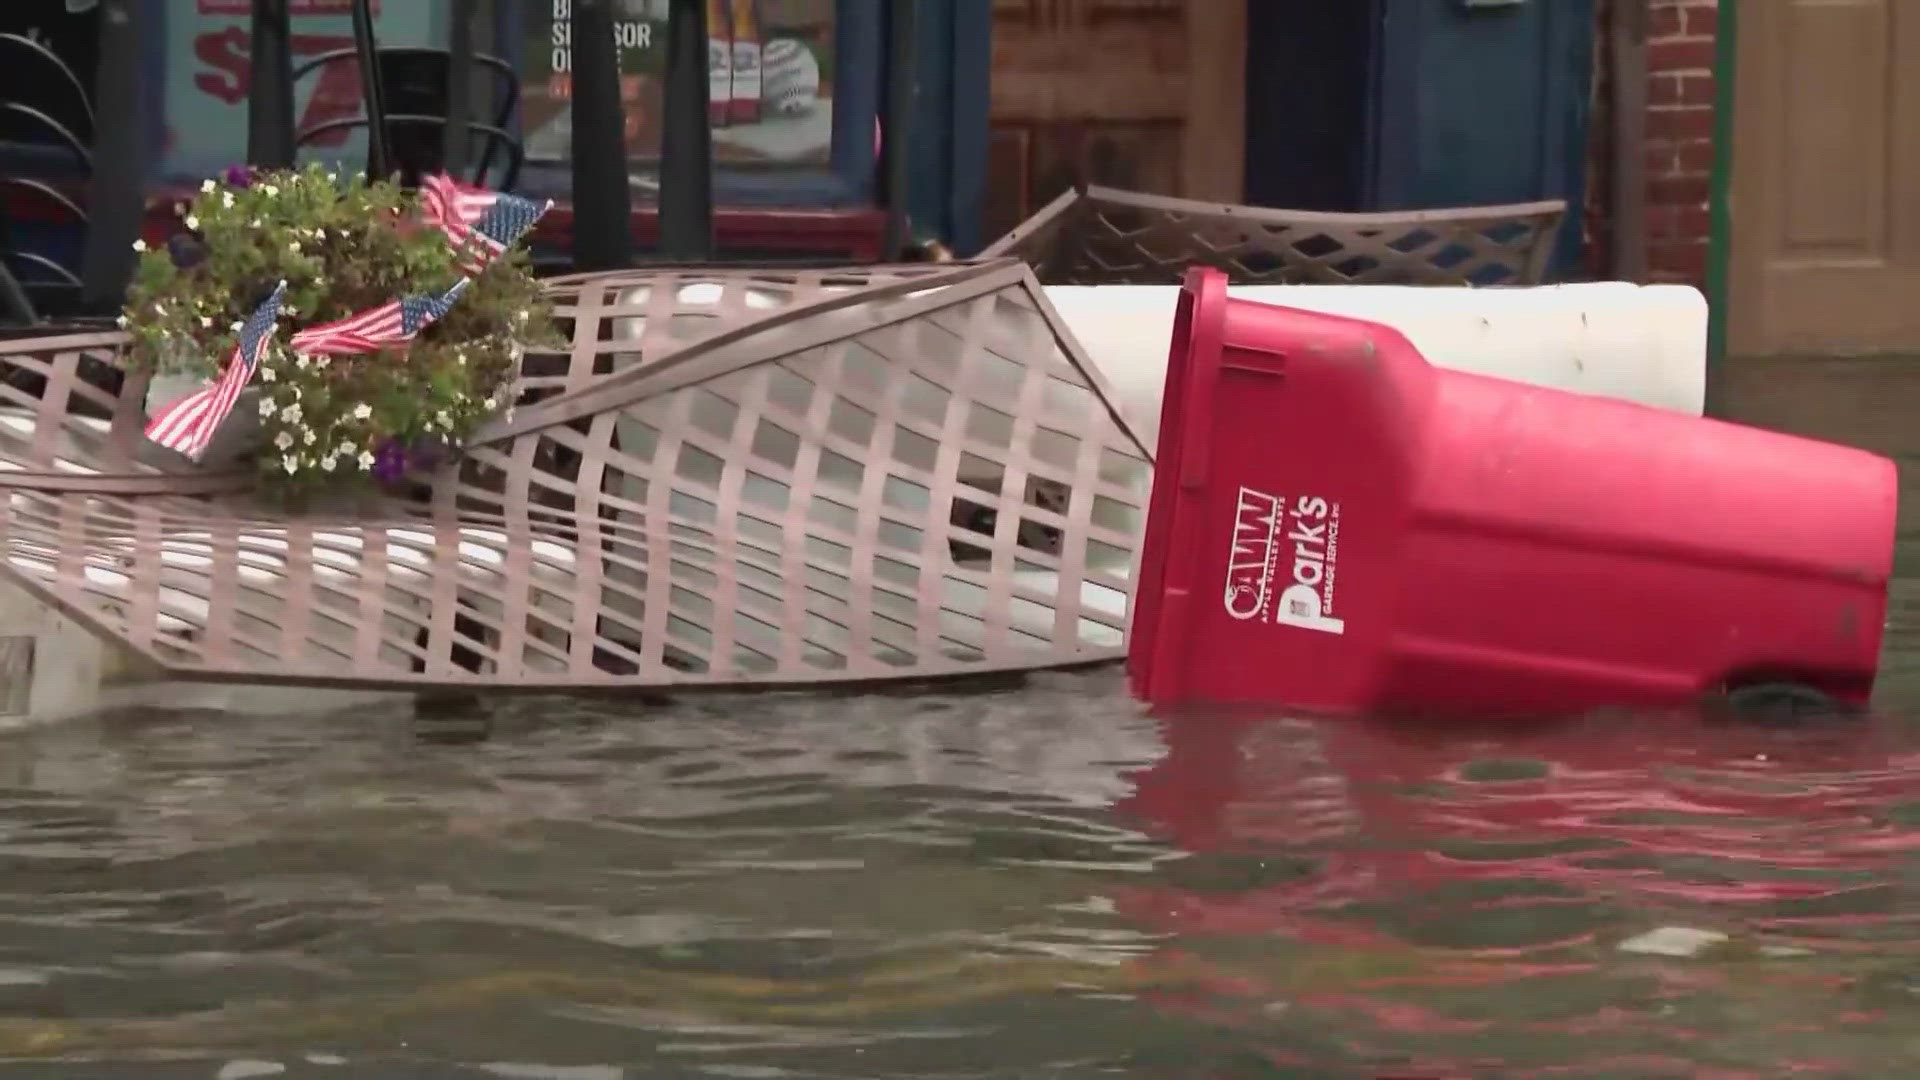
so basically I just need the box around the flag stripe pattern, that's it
[419,173,551,274]
[144,281,287,461]
[287,278,471,356]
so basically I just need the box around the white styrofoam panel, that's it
[1042,283,1709,448]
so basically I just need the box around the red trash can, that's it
[1128,267,1899,716]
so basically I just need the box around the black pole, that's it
[571,0,633,270]
[444,0,475,181]
[882,0,917,261]
[350,0,391,181]
[657,0,714,262]
[80,0,146,312]
[247,0,295,168]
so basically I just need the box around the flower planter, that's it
[141,371,262,471]
[122,166,555,490]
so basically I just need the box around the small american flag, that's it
[145,281,287,461]
[418,173,550,273]
[287,278,470,356]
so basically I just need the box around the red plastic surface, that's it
[1127,266,1899,715]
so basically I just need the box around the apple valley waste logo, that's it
[1223,486,1344,634]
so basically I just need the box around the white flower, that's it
[131,239,146,253]
[334,441,354,457]
[279,403,301,423]
[260,367,276,382]
[434,410,451,428]
[199,315,212,328]
[295,354,310,370]
[302,429,316,445]
[351,403,372,420]
[273,430,294,451]
[230,321,244,333]
[184,215,199,230]
[222,192,234,209]
[357,450,376,469]
[114,314,128,328]
[199,179,216,194]
[258,398,274,418]
[288,241,301,254]
[281,455,298,474]
[320,455,338,473]
[261,183,279,197]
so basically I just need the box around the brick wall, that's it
[1587,0,1720,286]
[1644,0,1718,284]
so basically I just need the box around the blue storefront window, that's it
[504,0,876,206]
[144,0,877,207]
[157,0,449,183]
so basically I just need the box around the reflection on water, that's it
[1,665,1919,1076]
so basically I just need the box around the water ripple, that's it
[0,670,1916,1074]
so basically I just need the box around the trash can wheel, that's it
[1721,681,1855,723]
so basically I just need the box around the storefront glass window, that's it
[521,0,837,168]
[162,1,445,182]
[14,0,865,201]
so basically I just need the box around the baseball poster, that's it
[523,0,835,167]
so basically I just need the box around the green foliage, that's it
[121,164,560,490]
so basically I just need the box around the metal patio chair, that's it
[0,30,96,322]
[983,184,1568,287]
[293,46,526,191]
[0,2,145,327]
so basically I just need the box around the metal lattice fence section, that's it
[527,264,972,399]
[0,329,235,492]
[0,261,1153,690]
[983,185,1567,287]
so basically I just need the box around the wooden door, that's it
[1728,0,1920,355]
[984,0,1245,243]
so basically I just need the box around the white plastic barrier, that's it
[1042,283,1708,448]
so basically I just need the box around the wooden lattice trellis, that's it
[0,261,1153,690]
[982,184,1567,286]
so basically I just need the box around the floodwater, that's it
[0,589,1915,1077]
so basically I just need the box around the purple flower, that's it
[371,438,409,484]
[221,165,256,189]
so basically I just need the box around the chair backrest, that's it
[0,32,93,140]
[297,115,526,193]
[0,31,96,323]
[292,47,524,189]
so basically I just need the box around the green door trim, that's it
[1706,0,1739,380]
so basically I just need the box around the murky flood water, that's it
[0,588,1917,1078]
